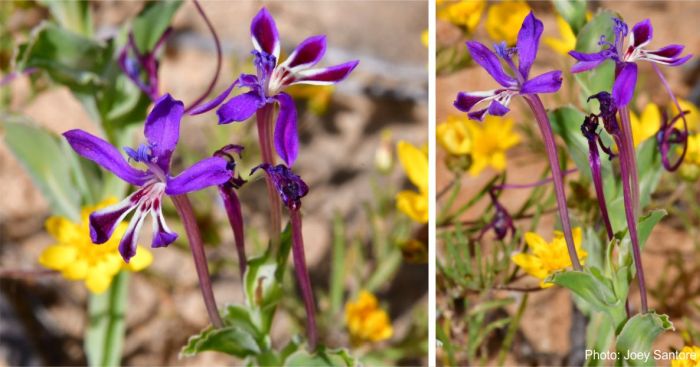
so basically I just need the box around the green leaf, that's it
[584,312,615,367]
[131,1,183,52]
[85,271,128,367]
[549,270,626,329]
[615,312,674,366]
[3,117,81,220]
[573,10,619,99]
[180,326,261,358]
[552,0,587,34]
[221,304,262,340]
[38,0,93,37]
[16,22,113,93]
[284,347,357,367]
[243,225,293,334]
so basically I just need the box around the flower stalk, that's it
[290,209,317,351]
[257,104,282,245]
[171,194,224,328]
[523,94,582,270]
[219,184,246,277]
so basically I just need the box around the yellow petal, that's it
[485,1,531,45]
[396,190,428,223]
[397,141,428,191]
[125,246,153,272]
[62,258,89,280]
[437,116,471,155]
[39,244,78,270]
[669,99,700,132]
[524,232,547,251]
[45,216,80,243]
[85,268,113,294]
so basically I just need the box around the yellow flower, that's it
[344,291,393,344]
[39,198,153,293]
[672,346,700,367]
[512,227,587,288]
[396,140,429,223]
[437,115,472,155]
[630,103,661,147]
[543,16,576,56]
[421,29,429,48]
[485,0,531,45]
[669,99,700,132]
[466,115,520,176]
[437,0,486,32]
[679,134,700,181]
[285,84,335,116]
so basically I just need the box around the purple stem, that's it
[257,104,282,245]
[289,209,318,351]
[587,138,614,240]
[652,63,689,171]
[613,134,648,313]
[218,184,247,277]
[171,194,224,328]
[523,94,582,270]
[184,0,223,113]
[618,106,640,219]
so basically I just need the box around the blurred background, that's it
[0,1,428,365]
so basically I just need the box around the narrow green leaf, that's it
[4,118,81,220]
[131,1,183,52]
[38,0,93,37]
[552,0,587,34]
[330,213,345,314]
[615,312,674,366]
[86,271,128,367]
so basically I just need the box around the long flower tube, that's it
[581,114,615,240]
[252,163,317,350]
[213,145,247,277]
[172,194,224,328]
[455,12,582,270]
[588,92,649,313]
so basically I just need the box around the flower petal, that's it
[189,81,237,115]
[488,100,510,116]
[144,94,185,171]
[454,91,494,113]
[251,7,280,59]
[273,93,299,166]
[293,60,359,85]
[645,44,684,59]
[64,129,152,186]
[149,198,178,248]
[466,41,517,87]
[612,62,638,106]
[217,91,263,124]
[284,35,327,70]
[467,108,489,121]
[571,58,608,73]
[119,207,148,263]
[516,11,543,79]
[165,157,230,195]
[520,70,563,94]
[89,191,140,244]
[631,18,653,48]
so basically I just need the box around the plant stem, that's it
[523,94,582,270]
[587,138,614,240]
[618,106,640,218]
[497,293,528,366]
[289,209,318,351]
[613,134,648,313]
[171,194,223,328]
[184,0,222,113]
[256,104,282,247]
[218,184,246,277]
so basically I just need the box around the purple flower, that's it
[118,29,171,101]
[214,145,247,275]
[580,114,615,240]
[454,12,563,121]
[251,163,309,211]
[191,7,359,167]
[477,190,515,241]
[63,94,231,262]
[569,18,692,106]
